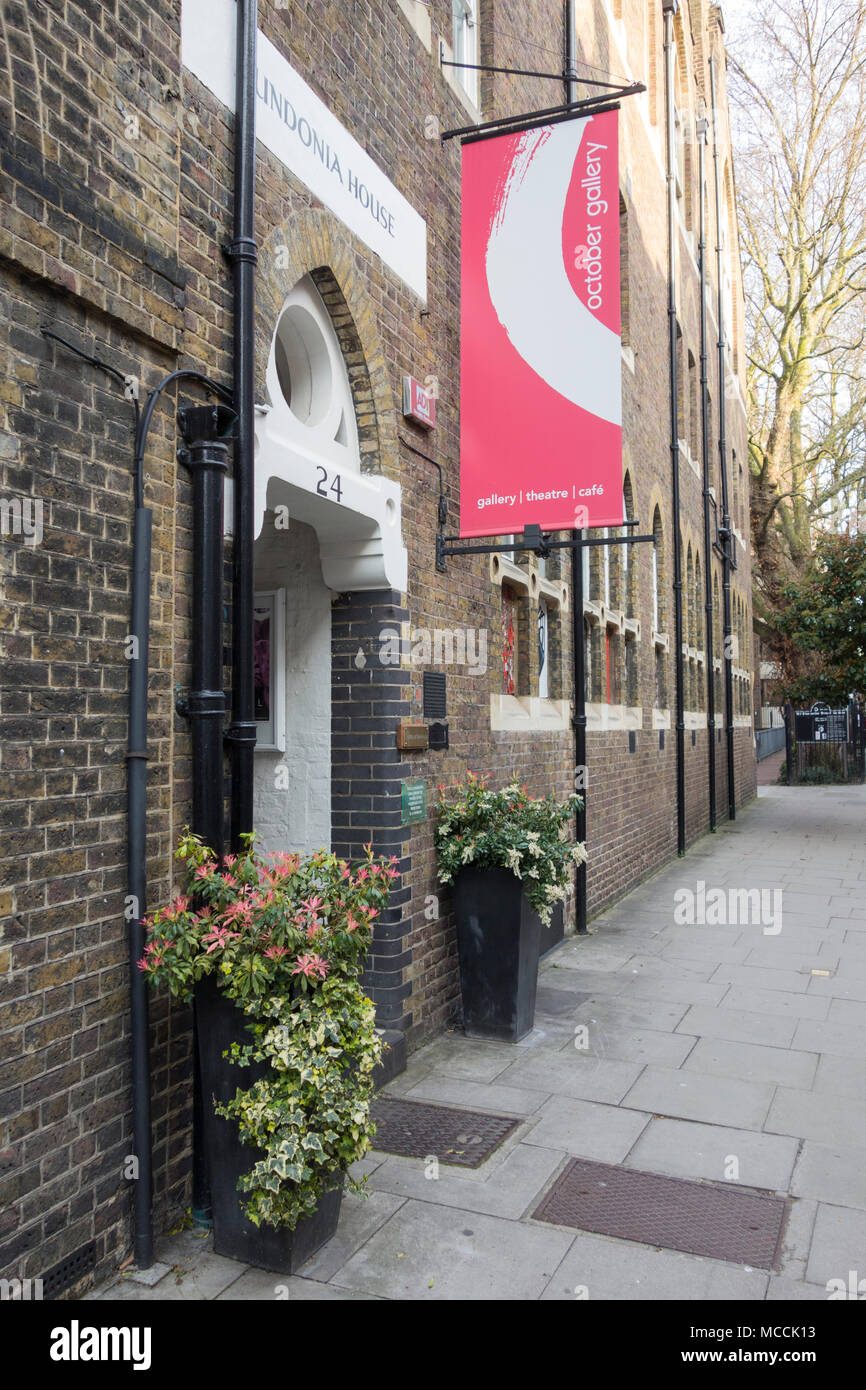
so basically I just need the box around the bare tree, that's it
[728,0,866,628]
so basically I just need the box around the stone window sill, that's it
[586,702,643,731]
[490,695,570,733]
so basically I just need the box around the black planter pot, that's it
[453,866,545,1042]
[194,975,343,1273]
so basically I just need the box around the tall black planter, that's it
[453,867,544,1043]
[194,975,342,1273]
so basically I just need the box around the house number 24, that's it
[316,466,343,502]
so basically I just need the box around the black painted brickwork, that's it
[331,589,413,1030]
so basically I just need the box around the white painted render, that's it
[252,519,332,858]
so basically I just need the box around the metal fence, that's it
[756,725,786,761]
[782,700,866,782]
[760,705,786,730]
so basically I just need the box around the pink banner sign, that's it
[459,110,623,537]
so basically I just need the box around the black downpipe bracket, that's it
[565,0,588,934]
[697,116,717,832]
[709,56,737,821]
[664,0,686,855]
[226,0,259,850]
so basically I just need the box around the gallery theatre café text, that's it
[476,486,606,510]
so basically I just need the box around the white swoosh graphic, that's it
[485,124,622,426]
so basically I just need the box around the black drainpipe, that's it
[226,0,259,850]
[663,0,686,855]
[697,114,716,831]
[131,372,233,1244]
[41,330,235,1267]
[565,0,588,933]
[40,328,154,1268]
[127,482,153,1268]
[709,55,737,821]
[178,403,235,1227]
[177,404,236,859]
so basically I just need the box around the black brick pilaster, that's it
[331,591,413,1039]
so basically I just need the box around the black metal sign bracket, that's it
[436,522,654,573]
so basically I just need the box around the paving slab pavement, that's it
[90,781,866,1302]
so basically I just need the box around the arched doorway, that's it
[251,271,407,862]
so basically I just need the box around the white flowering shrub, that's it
[434,772,585,925]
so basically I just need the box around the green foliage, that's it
[779,761,860,787]
[776,532,866,705]
[434,771,584,924]
[216,978,380,1230]
[792,765,838,785]
[140,832,394,1230]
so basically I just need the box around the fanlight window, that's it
[266,273,359,469]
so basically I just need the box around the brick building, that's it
[0,0,754,1293]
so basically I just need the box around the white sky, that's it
[719,0,749,43]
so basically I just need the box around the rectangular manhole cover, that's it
[370,1097,519,1168]
[533,1158,789,1269]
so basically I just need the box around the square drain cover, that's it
[533,1158,789,1269]
[371,1097,519,1168]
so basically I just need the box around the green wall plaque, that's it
[401,779,427,825]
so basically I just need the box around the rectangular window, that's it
[624,637,637,707]
[253,589,286,752]
[655,646,666,709]
[537,600,549,699]
[452,0,478,106]
[605,629,622,705]
[674,102,685,200]
[621,488,632,617]
[652,545,660,630]
[502,583,517,694]
[605,628,612,703]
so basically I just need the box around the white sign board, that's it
[182,0,428,301]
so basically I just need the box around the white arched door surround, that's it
[248,273,407,593]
